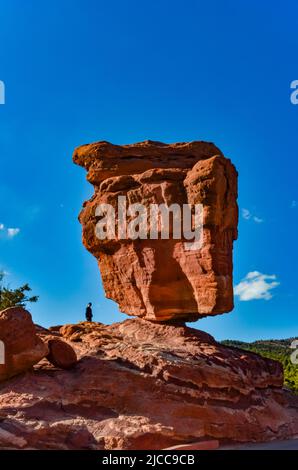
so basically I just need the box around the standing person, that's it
[85,302,93,322]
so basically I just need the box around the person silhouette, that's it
[85,302,93,322]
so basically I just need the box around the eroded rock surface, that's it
[73,140,238,322]
[0,307,48,382]
[0,319,297,450]
[45,338,77,370]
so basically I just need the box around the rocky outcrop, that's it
[0,308,78,382]
[0,307,48,381]
[73,140,238,322]
[0,319,297,450]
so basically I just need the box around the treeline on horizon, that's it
[222,338,298,393]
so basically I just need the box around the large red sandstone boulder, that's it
[0,307,48,381]
[73,140,238,322]
[0,319,297,450]
[46,338,77,369]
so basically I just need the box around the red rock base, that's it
[0,319,297,450]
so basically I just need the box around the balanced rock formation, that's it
[73,140,238,322]
[0,319,297,450]
[0,307,48,381]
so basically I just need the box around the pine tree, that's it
[0,271,38,310]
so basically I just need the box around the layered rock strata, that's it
[0,319,297,450]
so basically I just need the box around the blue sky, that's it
[0,0,297,341]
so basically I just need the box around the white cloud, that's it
[241,208,263,223]
[0,224,21,239]
[253,216,263,223]
[242,208,251,220]
[7,228,20,238]
[234,271,279,301]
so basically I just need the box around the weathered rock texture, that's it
[0,320,297,450]
[35,326,78,369]
[73,140,238,322]
[45,338,78,370]
[0,307,48,381]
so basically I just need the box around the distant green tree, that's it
[0,271,39,310]
[222,338,298,394]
